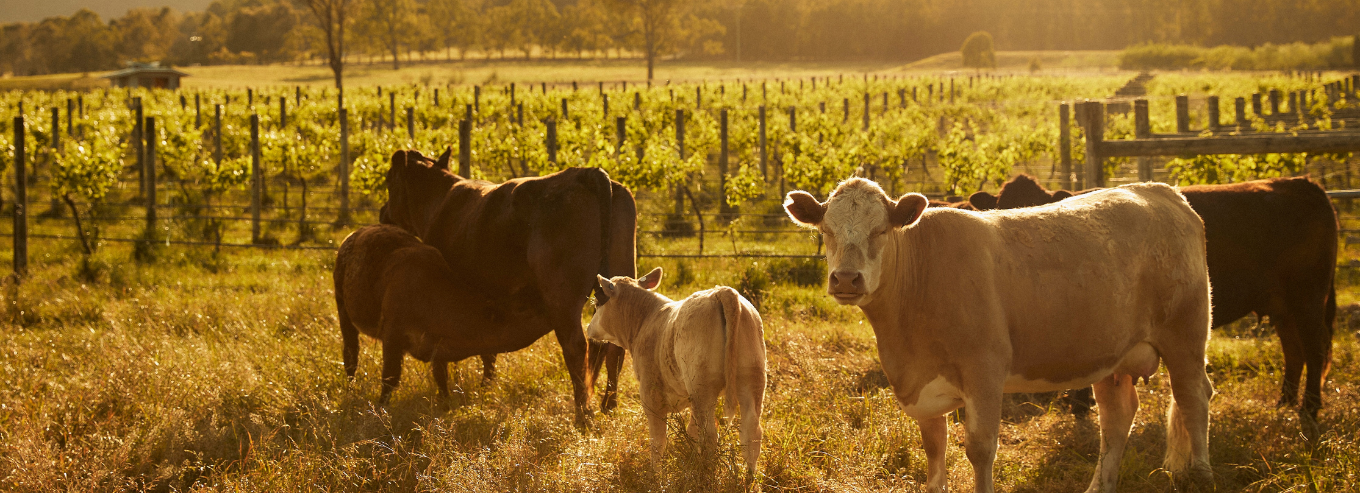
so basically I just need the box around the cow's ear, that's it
[784,191,825,227]
[435,147,452,171]
[637,267,662,290]
[597,275,617,298]
[969,191,998,211]
[1052,190,1073,201]
[890,193,928,227]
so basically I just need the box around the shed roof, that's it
[102,62,189,80]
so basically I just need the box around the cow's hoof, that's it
[600,394,618,414]
[1173,464,1213,492]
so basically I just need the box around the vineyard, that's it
[4,71,1360,263]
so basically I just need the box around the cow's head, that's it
[971,174,1074,211]
[385,148,457,237]
[586,267,663,350]
[785,178,927,305]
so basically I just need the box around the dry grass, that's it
[0,244,1357,492]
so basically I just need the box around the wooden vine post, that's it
[12,116,26,276]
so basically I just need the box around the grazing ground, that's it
[0,51,1126,91]
[0,240,1357,492]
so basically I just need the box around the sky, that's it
[0,0,213,23]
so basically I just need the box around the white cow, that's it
[586,267,767,477]
[784,178,1214,493]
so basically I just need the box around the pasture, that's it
[0,239,1357,491]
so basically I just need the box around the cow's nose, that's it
[830,270,864,291]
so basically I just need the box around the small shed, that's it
[103,62,188,89]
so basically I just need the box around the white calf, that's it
[586,267,767,477]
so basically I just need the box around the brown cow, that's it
[335,225,553,403]
[785,178,1214,492]
[974,174,1338,424]
[383,150,637,423]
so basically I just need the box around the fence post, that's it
[389,92,396,132]
[214,104,223,167]
[842,98,849,123]
[719,108,729,201]
[280,96,287,128]
[634,92,641,110]
[134,98,144,196]
[517,103,523,126]
[603,94,609,118]
[474,85,481,113]
[50,107,59,153]
[406,107,415,139]
[1235,97,1247,127]
[1289,92,1299,115]
[1083,101,1105,189]
[1059,103,1072,190]
[862,93,870,130]
[675,109,687,217]
[250,114,261,244]
[458,119,472,177]
[1252,93,1262,115]
[66,99,73,136]
[12,117,26,276]
[546,118,557,164]
[194,94,201,128]
[616,116,626,151]
[339,108,350,224]
[1134,99,1152,182]
[1207,96,1220,132]
[434,88,439,107]
[1175,95,1190,133]
[296,86,302,106]
[145,116,156,232]
[758,105,767,180]
[1269,89,1281,115]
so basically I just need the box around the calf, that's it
[586,268,767,477]
[334,225,551,403]
[786,178,1214,493]
[974,174,1337,424]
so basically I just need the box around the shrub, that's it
[961,31,996,69]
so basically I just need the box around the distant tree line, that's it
[3,0,1359,77]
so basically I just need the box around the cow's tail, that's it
[715,287,767,420]
[715,286,767,474]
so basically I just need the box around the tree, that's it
[298,0,353,106]
[355,0,418,69]
[608,0,722,80]
[961,31,995,69]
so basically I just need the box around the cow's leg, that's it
[1064,387,1095,419]
[1273,313,1306,409]
[737,378,765,479]
[432,359,450,399]
[1162,349,1214,487]
[1086,374,1138,493]
[552,318,593,424]
[646,409,668,470]
[339,309,360,380]
[688,393,721,463]
[379,335,406,404]
[918,415,949,493]
[480,354,497,382]
[1294,304,1333,436]
[591,342,625,413]
[962,392,1003,493]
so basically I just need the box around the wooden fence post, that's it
[66,99,73,136]
[50,107,59,153]
[250,114,261,243]
[434,88,440,107]
[1289,92,1299,115]
[634,92,641,110]
[1083,101,1105,189]
[1134,99,1152,182]
[406,107,415,139]
[616,116,626,151]
[458,119,472,177]
[145,116,156,232]
[1252,93,1262,115]
[474,85,480,114]
[1175,95,1190,133]
[758,105,767,180]
[214,104,223,166]
[675,109,686,217]
[1059,103,1072,190]
[603,94,609,118]
[339,108,349,224]
[280,96,287,128]
[12,116,26,276]
[389,92,396,132]
[1207,96,1220,132]
[134,98,144,196]
[1269,89,1281,115]
[546,118,557,164]
[517,103,523,126]
[862,93,870,130]
[1235,97,1247,127]
[194,94,201,128]
[719,108,729,200]
[842,98,849,123]
[561,98,569,120]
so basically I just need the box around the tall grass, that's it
[0,244,1357,491]
[1120,38,1356,71]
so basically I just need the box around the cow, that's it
[382,149,637,423]
[335,224,551,403]
[784,178,1214,493]
[973,174,1338,425]
[586,267,767,477]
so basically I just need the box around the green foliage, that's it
[961,31,996,69]
[1121,38,1356,70]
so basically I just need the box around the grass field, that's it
[0,50,1126,91]
[0,239,1357,492]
